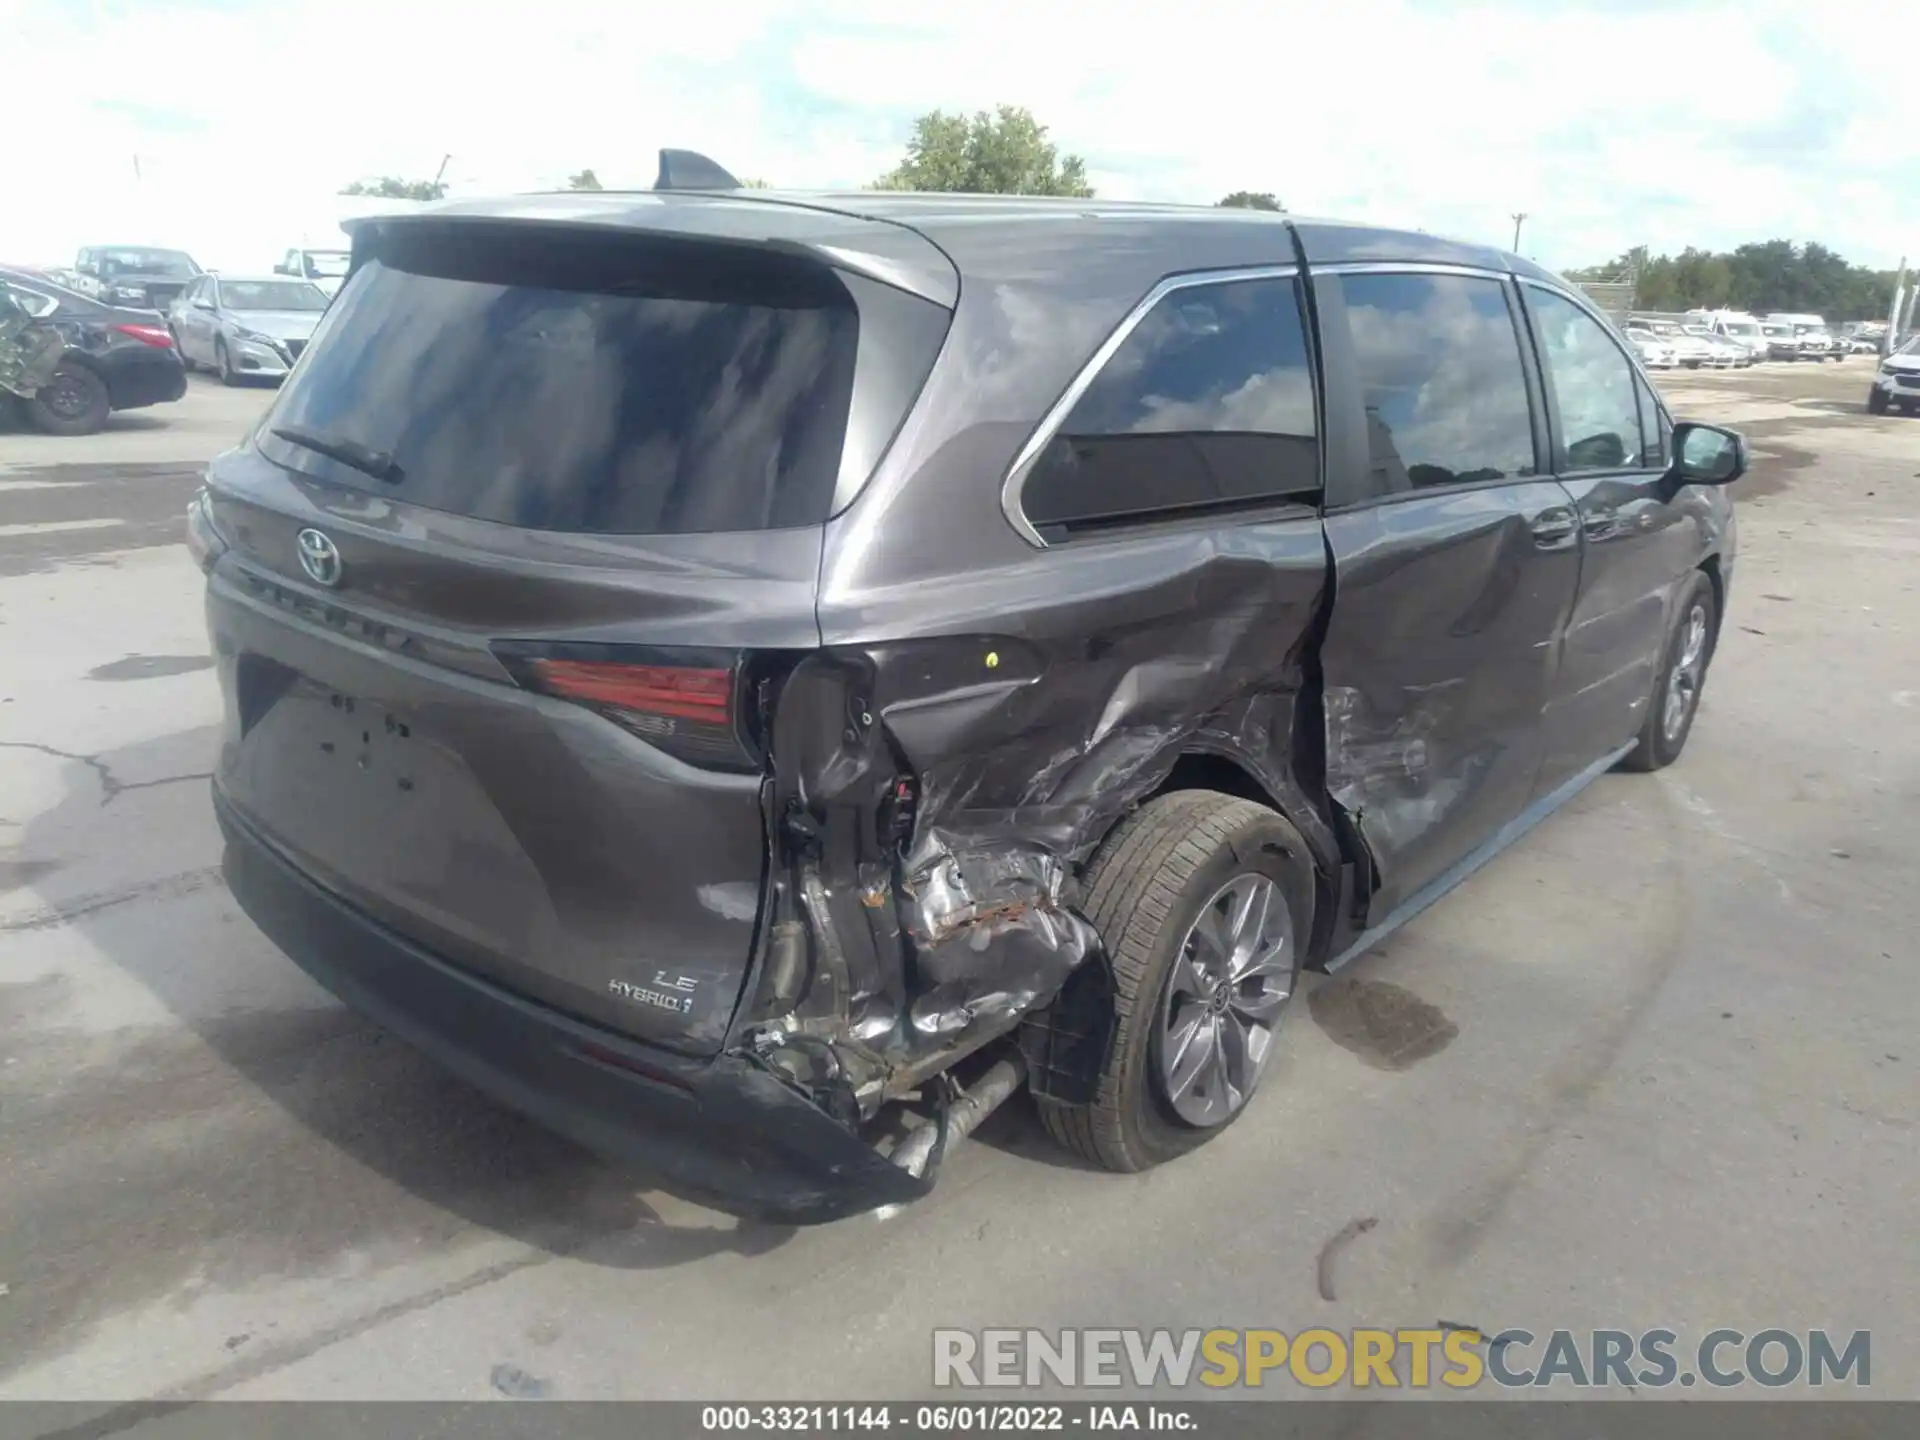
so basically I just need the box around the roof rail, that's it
[654,149,743,191]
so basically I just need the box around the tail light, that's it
[113,323,174,348]
[184,488,227,572]
[496,643,760,772]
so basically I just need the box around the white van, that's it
[1697,310,1770,363]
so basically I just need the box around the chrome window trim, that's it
[1316,260,1513,282]
[1000,264,1301,548]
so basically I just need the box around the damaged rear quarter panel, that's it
[795,504,1332,1081]
[744,226,1337,1092]
[768,525,1331,1086]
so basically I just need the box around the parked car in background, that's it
[1760,322,1801,359]
[1766,313,1838,361]
[1681,326,1749,367]
[274,247,352,298]
[1656,325,1717,368]
[73,246,203,313]
[1867,333,1920,414]
[0,265,186,434]
[1840,322,1885,354]
[167,274,330,385]
[1698,311,1770,363]
[1626,328,1679,368]
[195,176,1749,1220]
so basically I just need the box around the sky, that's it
[6,0,1916,275]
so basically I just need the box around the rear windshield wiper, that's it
[271,424,404,485]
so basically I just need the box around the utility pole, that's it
[1890,257,1908,349]
[1511,212,1527,252]
[433,153,452,192]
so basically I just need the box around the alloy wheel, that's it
[40,371,90,419]
[1663,602,1709,742]
[1155,872,1293,1128]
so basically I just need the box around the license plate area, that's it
[230,670,545,951]
[314,687,419,792]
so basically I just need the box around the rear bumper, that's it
[103,352,187,410]
[216,787,929,1223]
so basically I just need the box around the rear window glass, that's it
[1019,275,1320,537]
[258,226,863,534]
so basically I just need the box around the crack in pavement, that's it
[0,740,211,808]
[0,867,225,933]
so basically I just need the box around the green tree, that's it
[873,105,1093,197]
[567,169,603,191]
[340,176,447,201]
[1569,239,1895,322]
[1216,191,1282,211]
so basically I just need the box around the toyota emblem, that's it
[296,527,343,587]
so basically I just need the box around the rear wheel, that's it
[1035,792,1314,1173]
[1622,571,1716,773]
[28,362,111,436]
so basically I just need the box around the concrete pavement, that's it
[1,360,1914,1405]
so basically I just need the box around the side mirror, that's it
[194,298,216,311]
[1670,422,1746,486]
[273,263,290,274]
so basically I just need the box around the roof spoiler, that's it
[654,148,743,191]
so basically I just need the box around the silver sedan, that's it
[166,273,329,384]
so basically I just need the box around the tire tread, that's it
[1037,791,1284,1171]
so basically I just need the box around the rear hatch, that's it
[203,212,953,1055]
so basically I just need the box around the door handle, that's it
[1582,504,1619,538]
[1530,508,1577,548]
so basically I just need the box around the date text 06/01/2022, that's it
[700,1405,1196,1431]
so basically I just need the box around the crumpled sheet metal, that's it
[899,843,1099,1038]
[763,539,1333,1084]
[1324,680,1479,856]
[0,295,64,401]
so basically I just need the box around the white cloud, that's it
[3,0,1914,272]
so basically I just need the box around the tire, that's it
[28,361,111,436]
[216,337,239,387]
[1867,388,1888,415]
[1035,791,1315,1173]
[1621,570,1717,773]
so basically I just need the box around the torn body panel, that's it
[738,517,1335,1107]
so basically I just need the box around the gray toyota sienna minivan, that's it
[194,154,1746,1220]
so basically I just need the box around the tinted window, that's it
[1342,272,1536,495]
[99,249,197,277]
[1019,276,1318,535]
[1528,287,1647,471]
[258,227,872,535]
